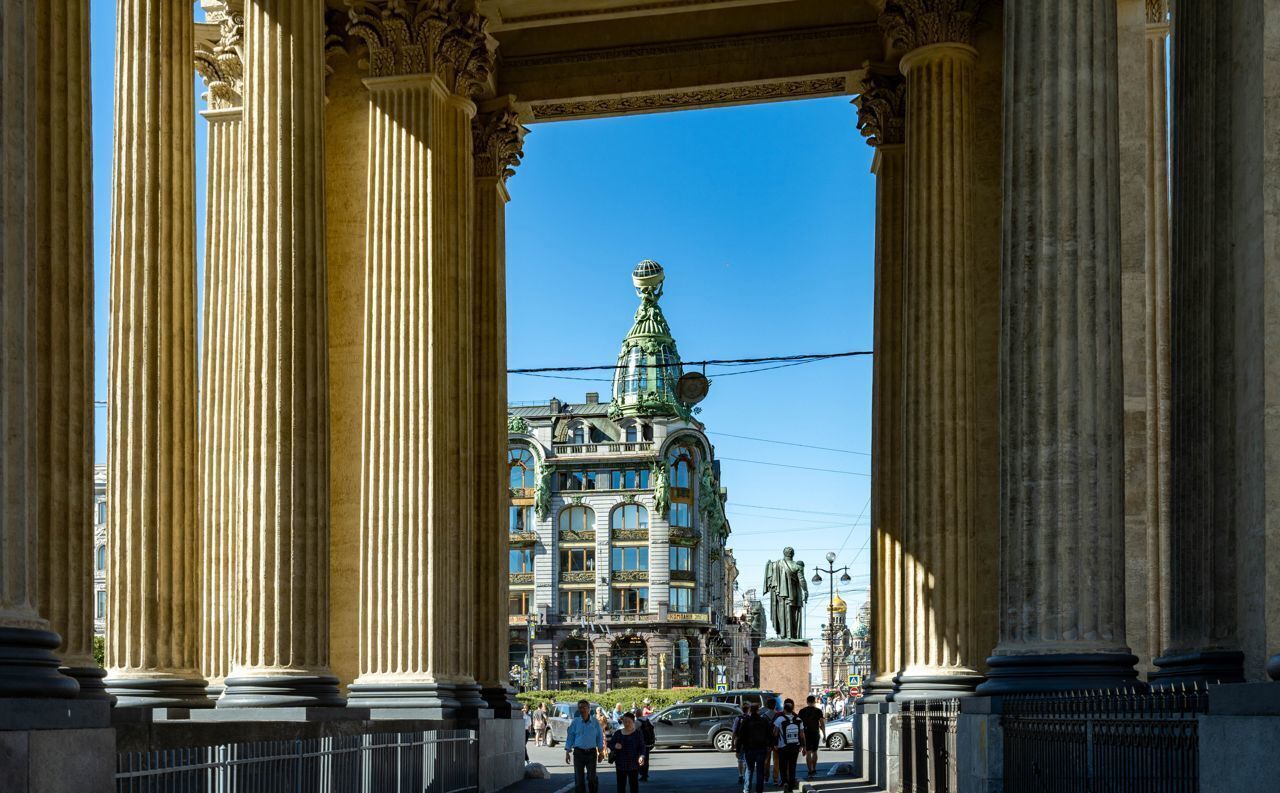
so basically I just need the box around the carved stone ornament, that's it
[879,0,982,51]
[613,529,649,543]
[613,570,649,584]
[854,67,906,147]
[508,414,531,434]
[473,108,526,182]
[1146,0,1169,24]
[346,0,494,95]
[530,77,846,122]
[194,11,244,109]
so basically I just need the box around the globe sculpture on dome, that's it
[609,260,692,420]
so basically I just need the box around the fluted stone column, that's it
[345,0,493,715]
[105,0,210,708]
[194,8,244,699]
[855,65,906,703]
[880,1,986,698]
[474,104,524,716]
[1151,0,1246,686]
[220,0,342,708]
[1138,0,1173,680]
[31,0,105,701]
[0,0,80,700]
[979,0,1140,693]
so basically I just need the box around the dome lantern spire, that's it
[609,260,690,419]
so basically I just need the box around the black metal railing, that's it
[900,698,958,793]
[1001,685,1207,793]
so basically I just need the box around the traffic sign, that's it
[847,674,862,687]
[716,683,728,693]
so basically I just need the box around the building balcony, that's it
[510,487,535,500]
[669,527,700,546]
[553,441,654,456]
[670,569,697,583]
[559,529,595,544]
[611,570,649,584]
[509,531,538,547]
[612,528,649,542]
[560,570,595,585]
[509,572,534,585]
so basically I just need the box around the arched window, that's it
[560,638,590,688]
[624,422,638,443]
[611,636,648,686]
[571,422,586,445]
[610,504,649,530]
[508,448,535,489]
[95,544,106,571]
[668,446,695,488]
[558,506,596,534]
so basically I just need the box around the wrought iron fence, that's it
[115,729,477,793]
[899,698,958,793]
[1001,685,1206,793]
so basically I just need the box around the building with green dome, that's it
[505,261,757,692]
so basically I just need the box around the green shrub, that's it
[92,635,105,668]
[516,687,716,712]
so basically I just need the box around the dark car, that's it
[687,689,779,711]
[650,702,742,752]
[546,701,603,747]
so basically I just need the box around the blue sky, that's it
[88,1,876,655]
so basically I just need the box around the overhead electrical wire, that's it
[507,349,870,374]
[717,456,870,477]
[711,431,871,457]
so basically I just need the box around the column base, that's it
[453,680,492,718]
[975,653,1142,695]
[106,673,213,708]
[481,684,520,718]
[1151,650,1245,686]
[859,675,898,704]
[893,669,985,701]
[0,627,79,698]
[346,679,461,716]
[1269,654,1280,682]
[205,681,225,701]
[217,673,344,708]
[63,664,111,701]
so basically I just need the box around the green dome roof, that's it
[609,260,690,419]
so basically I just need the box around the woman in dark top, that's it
[610,712,647,793]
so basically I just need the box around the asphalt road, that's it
[515,742,856,793]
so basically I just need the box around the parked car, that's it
[650,702,742,752]
[823,714,855,751]
[545,701,602,747]
[687,689,780,711]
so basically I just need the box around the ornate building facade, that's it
[506,262,748,692]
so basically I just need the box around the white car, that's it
[822,714,856,751]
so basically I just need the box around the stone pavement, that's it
[500,742,864,793]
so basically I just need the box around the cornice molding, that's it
[529,76,849,122]
[854,65,905,147]
[346,0,494,96]
[194,12,244,110]
[473,106,525,182]
[879,0,982,51]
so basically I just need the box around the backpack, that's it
[640,717,655,746]
[779,715,802,747]
[741,714,775,749]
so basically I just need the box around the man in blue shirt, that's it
[565,699,604,793]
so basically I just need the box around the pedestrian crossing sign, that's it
[847,674,862,687]
[716,683,728,693]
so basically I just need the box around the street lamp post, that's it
[811,551,852,691]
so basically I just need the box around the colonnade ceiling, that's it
[472,0,879,121]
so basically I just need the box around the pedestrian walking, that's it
[798,695,825,780]
[734,703,777,793]
[729,710,749,790]
[596,706,614,740]
[761,697,781,786]
[566,700,605,793]
[609,713,647,793]
[533,702,549,746]
[773,699,805,793]
[637,710,656,782]
[522,705,533,743]
[641,699,654,717]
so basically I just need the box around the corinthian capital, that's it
[194,11,244,109]
[1146,0,1169,24]
[880,0,982,51]
[854,66,906,147]
[473,107,526,182]
[346,0,494,96]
